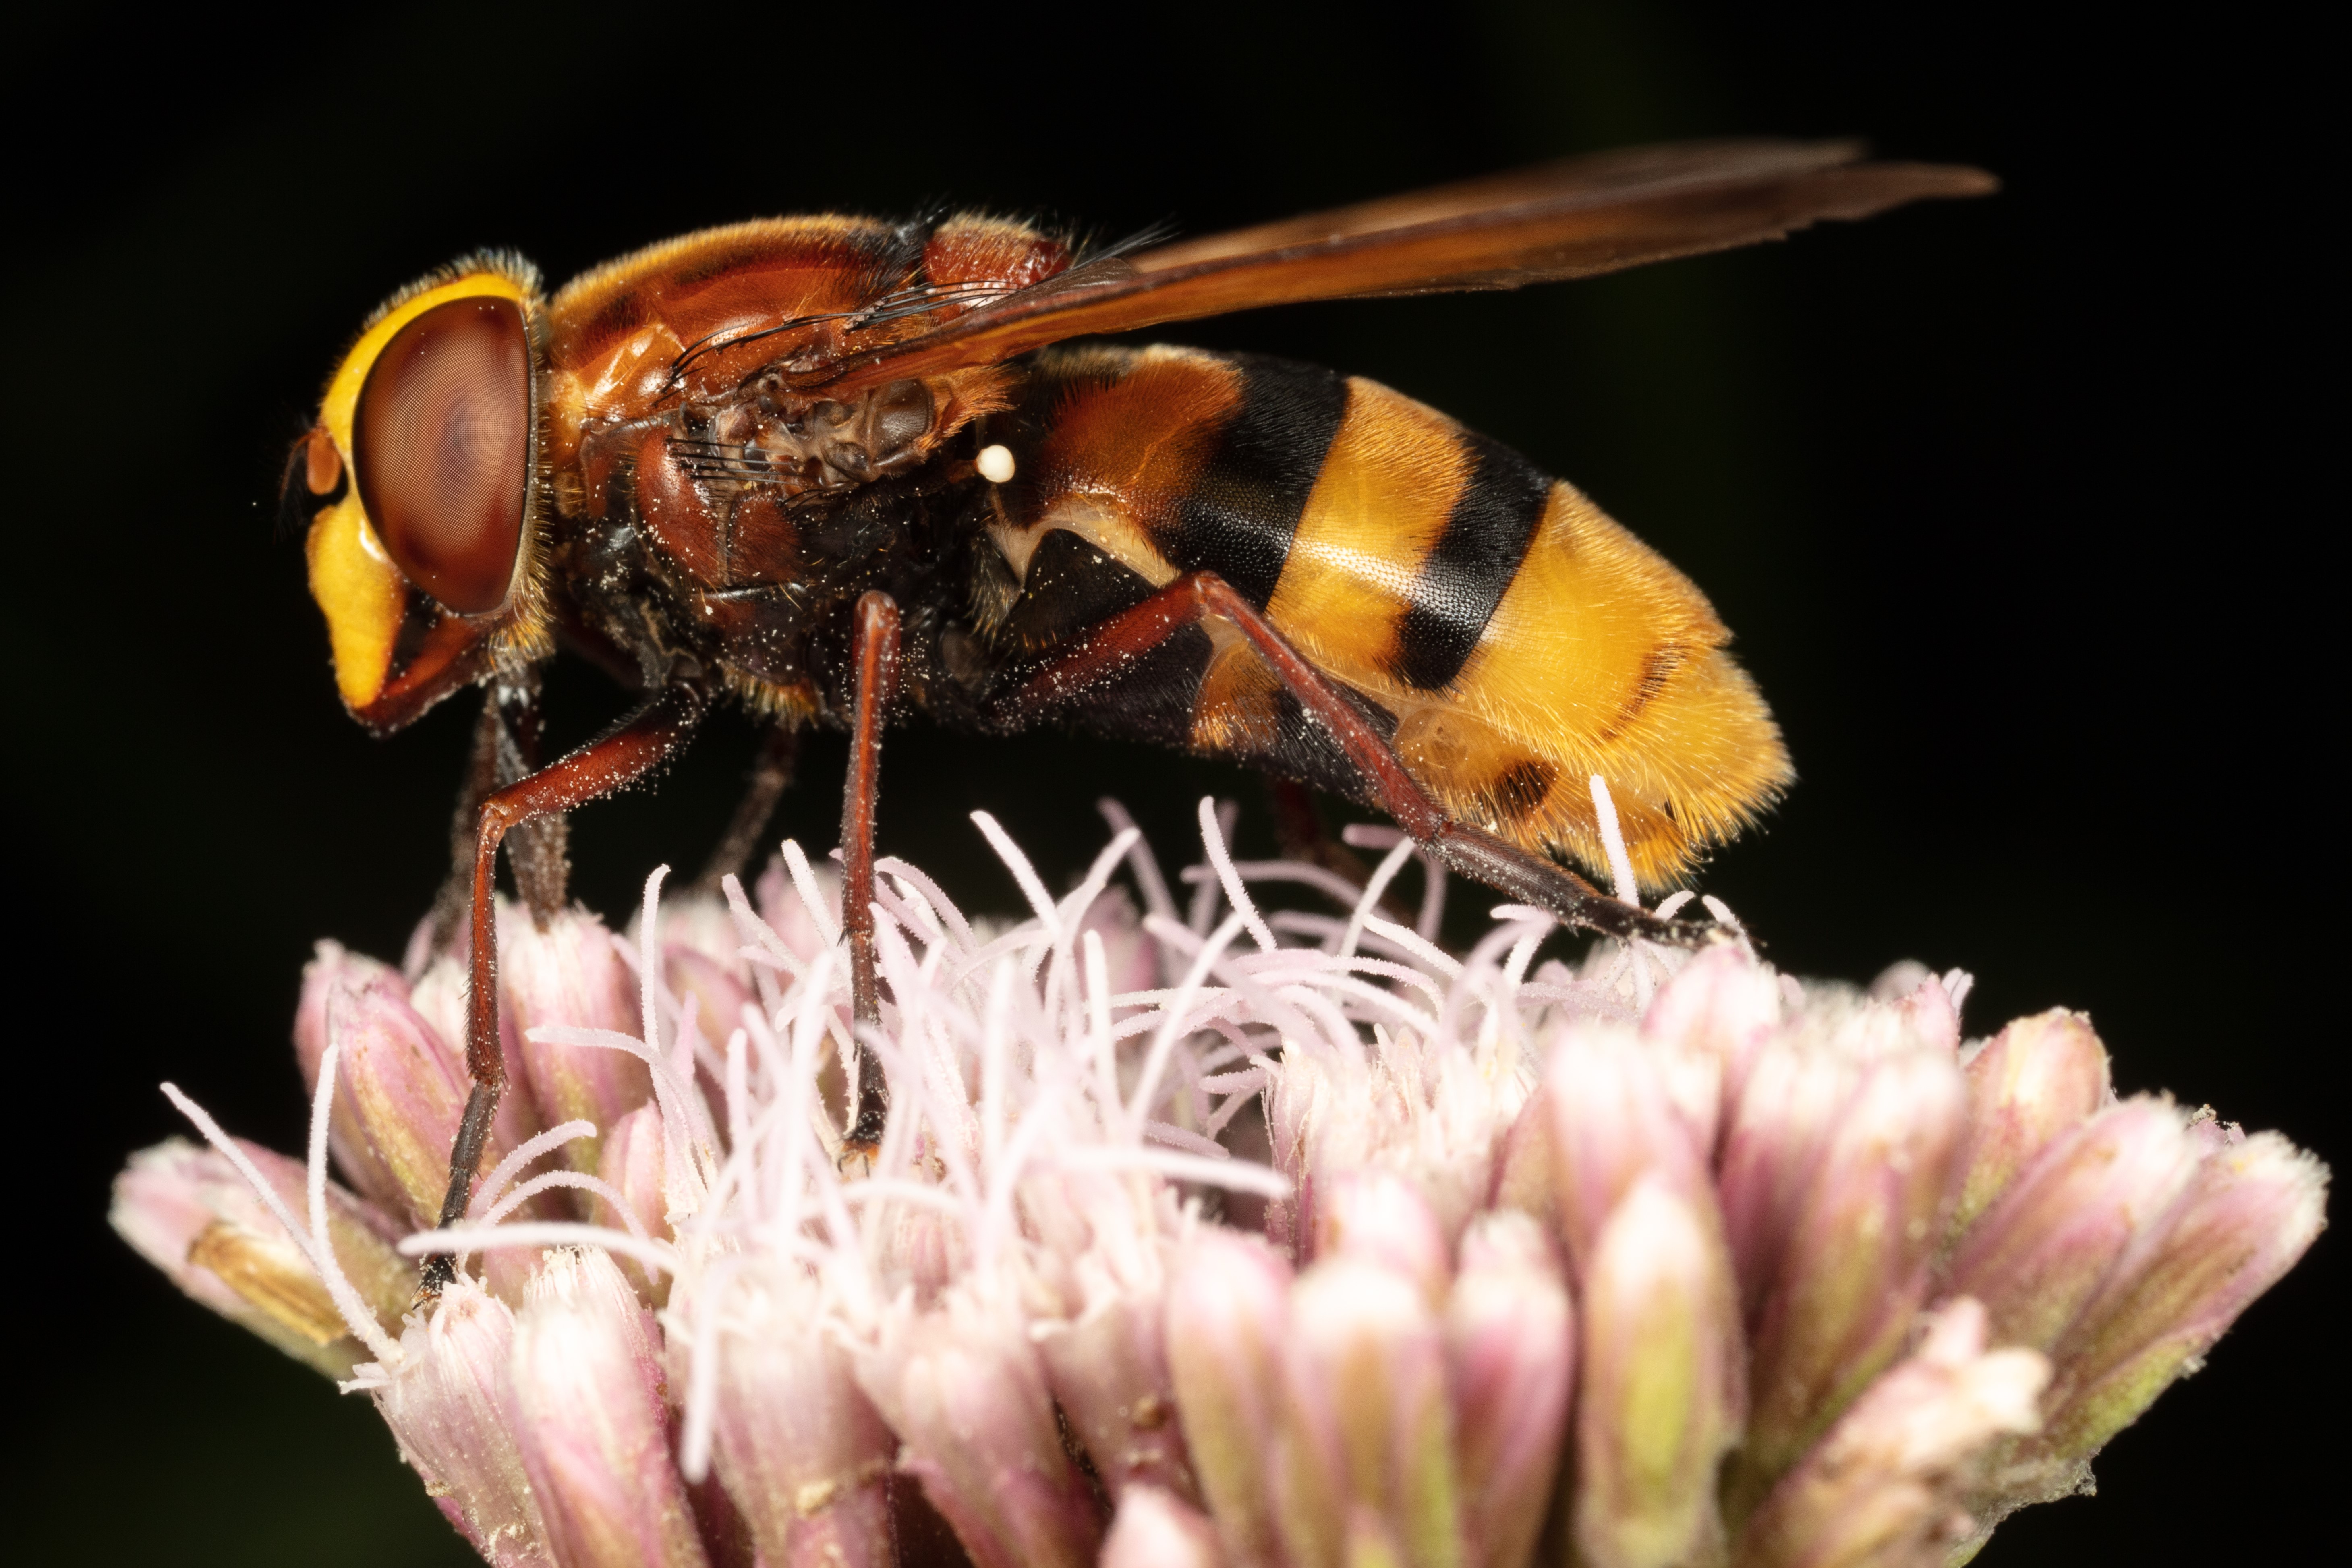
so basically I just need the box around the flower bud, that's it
[1489,1092,1556,1230]
[1650,1040,1727,1166]
[591,1102,673,1304]
[1080,886,1163,998]
[876,1214,966,1314]
[1311,1167,1451,1305]
[1015,1168,1096,1317]
[670,944,751,1052]
[1641,940,1783,1121]
[1163,1229,1293,1568]
[1949,1009,2112,1239]
[1572,1178,1743,1568]
[373,1279,551,1566]
[1038,1280,1200,1504]
[1276,1256,1461,1568]
[856,1288,1106,1568]
[1540,1024,1712,1284]
[757,852,843,964]
[110,1137,412,1378]
[1734,1297,2047,1568]
[295,942,407,1209]
[1941,1097,2199,1356]
[336,976,505,1228]
[408,960,547,1165]
[1742,1048,1967,1493]
[1102,1485,1227,1568]
[1020,1171,1195,1501]
[502,907,648,1172]
[697,1264,894,1568]
[1715,1038,1863,1324]
[655,889,756,1088]
[1869,965,1962,1055]
[656,889,756,976]
[2029,1129,2327,1471]
[1445,1210,1572,1568]
[508,1247,711,1567]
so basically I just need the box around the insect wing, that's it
[811,139,1994,394]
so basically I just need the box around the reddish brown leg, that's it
[994,572,1703,946]
[427,676,571,954]
[426,695,506,955]
[491,675,572,927]
[840,592,901,1154]
[693,723,800,895]
[417,676,709,1296]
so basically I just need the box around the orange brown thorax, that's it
[288,215,1060,732]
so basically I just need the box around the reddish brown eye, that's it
[354,296,530,613]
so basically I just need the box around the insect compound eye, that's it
[353,295,531,614]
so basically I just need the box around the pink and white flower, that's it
[114,791,2326,1568]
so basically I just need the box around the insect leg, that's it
[839,592,901,1156]
[425,693,508,956]
[693,725,800,894]
[993,571,1704,945]
[491,673,571,929]
[416,673,710,1297]
[425,674,571,953]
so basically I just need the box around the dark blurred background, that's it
[4,2,2335,1560]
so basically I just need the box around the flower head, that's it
[121,797,2325,1566]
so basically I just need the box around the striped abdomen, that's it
[984,344,1791,891]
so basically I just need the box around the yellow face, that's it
[298,265,541,727]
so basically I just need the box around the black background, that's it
[4,2,2335,1561]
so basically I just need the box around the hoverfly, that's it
[280,139,1991,1291]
